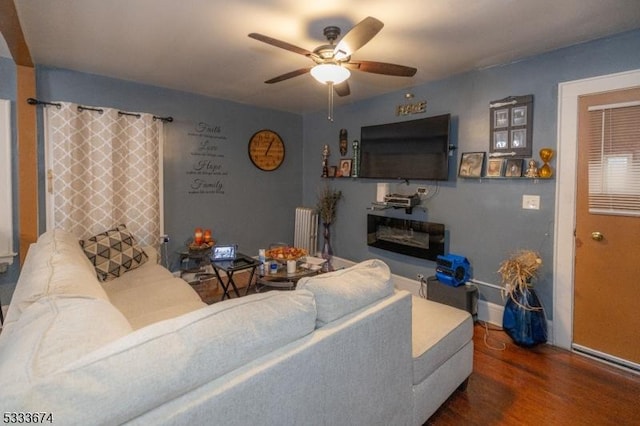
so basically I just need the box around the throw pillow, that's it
[80,224,148,282]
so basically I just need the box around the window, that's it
[588,102,640,216]
[0,99,15,264]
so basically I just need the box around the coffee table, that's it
[250,263,320,293]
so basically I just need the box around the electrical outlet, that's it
[416,187,427,195]
[522,195,540,210]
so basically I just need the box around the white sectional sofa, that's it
[0,229,473,425]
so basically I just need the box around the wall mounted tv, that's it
[359,113,451,181]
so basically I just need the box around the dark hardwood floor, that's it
[427,323,640,425]
[194,276,640,425]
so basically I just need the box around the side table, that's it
[210,254,261,301]
[178,248,212,277]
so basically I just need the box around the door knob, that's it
[591,231,604,241]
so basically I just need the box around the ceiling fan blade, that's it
[248,33,312,57]
[345,60,417,77]
[334,17,384,61]
[334,81,350,97]
[264,67,312,84]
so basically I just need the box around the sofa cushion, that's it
[4,229,109,324]
[411,296,473,385]
[80,224,148,282]
[102,264,206,329]
[0,296,133,385]
[0,290,317,423]
[297,259,393,327]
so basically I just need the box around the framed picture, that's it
[338,158,352,177]
[486,158,505,177]
[505,159,523,177]
[494,109,509,128]
[511,106,527,126]
[459,152,485,178]
[327,165,337,177]
[493,130,508,150]
[511,129,527,149]
[489,95,533,157]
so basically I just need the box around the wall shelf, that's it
[458,177,554,183]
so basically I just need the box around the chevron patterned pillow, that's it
[80,224,148,282]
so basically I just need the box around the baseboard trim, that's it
[477,300,504,326]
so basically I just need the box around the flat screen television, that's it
[359,114,451,181]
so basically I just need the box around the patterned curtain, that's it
[45,102,162,247]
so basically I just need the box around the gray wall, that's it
[301,29,640,317]
[2,29,640,319]
[34,67,304,270]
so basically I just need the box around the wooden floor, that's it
[427,323,640,425]
[192,276,640,425]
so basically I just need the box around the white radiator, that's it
[294,207,319,255]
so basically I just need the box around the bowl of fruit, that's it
[265,246,308,263]
[188,240,214,254]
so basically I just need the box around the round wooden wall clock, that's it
[248,129,285,171]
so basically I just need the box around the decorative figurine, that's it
[321,144,330,177]
[339,129,348,156]
[524,159,539,178]
[351,139,360,177]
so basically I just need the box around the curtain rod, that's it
[26,98,173,123]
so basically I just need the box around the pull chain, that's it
[327,83,334,122]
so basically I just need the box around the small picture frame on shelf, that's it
[459,152,485,178]
[338,158,352,177]
[486,158,505,177]
[505,158,523,177]
[327,166,337,177]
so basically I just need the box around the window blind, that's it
[0,99,15,265]
[587,101,640,216]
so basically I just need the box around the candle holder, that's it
[539,148,554,178]
[194,228,203,245]
[351,140,359,177]
[321,144,330,177]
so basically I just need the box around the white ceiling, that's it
[3,0,640,114]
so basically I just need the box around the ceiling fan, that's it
[248,16,417,98]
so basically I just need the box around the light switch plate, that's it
[522,195,540,210]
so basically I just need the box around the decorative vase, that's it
[539,148,554,178]
[502,287,547,347]
[321,222,334,272]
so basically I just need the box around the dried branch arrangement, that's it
[498,250,543,310]
[316,185,343,225]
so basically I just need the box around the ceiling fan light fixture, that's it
[310,63,351,85]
